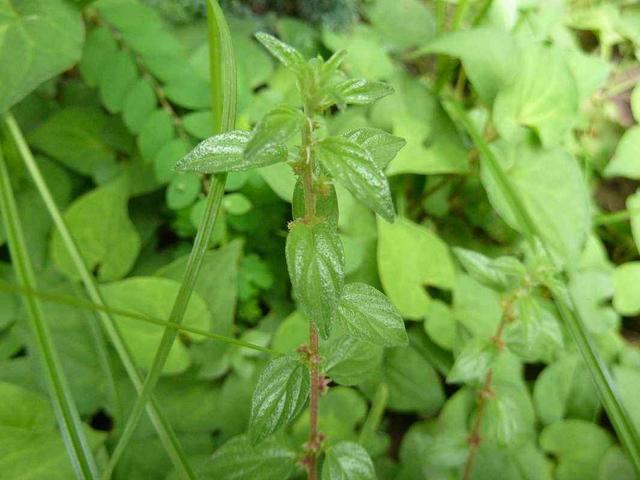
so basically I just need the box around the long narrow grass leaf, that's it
[3,113,197,480]
[0,280,280,355]
[102,1,238,475]
[445,98,640,474]
[0,143,99,479]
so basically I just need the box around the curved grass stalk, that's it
[0,280,280,355]
[102,1,237,477]
[444,98,640,475]
[2,116,195,479]
[0,146,99,479]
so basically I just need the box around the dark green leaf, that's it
[334,283,407,347]
[286,221,345,337]
[330,78,394,106]
[322,441,376,480]
[205,434,297,480]
[343,128,406,169]
[249,355,310,444]
[255,32,306,71]
[245,105,304,159]
[315,136,394,221]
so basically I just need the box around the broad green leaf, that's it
[286,221,344,337]
[0,382,104,480]
[416,28,517,104]
[322,441,375,480]
[204,434,297,480]
[123,78,157,134]
[627,190,640,253]
[424,299,456,350]
[138,109,176,161]
[51,177,141,281]
[453,274,502,339]
[28,106,118,177]
[245,105,304,159]
[334,283,407,347]
[599,446,636,480]
[329,78,394,106]
[613,262,640,315]
[177,131,286,173]
[255,32,306,71]
[604,126,640,179]
[570,270,618,334]
[0,0,84,113]
[166,173,201,210]
[79,26,118,87]
[343,128,406,169]
[322,25,394,79]
[533,356,579,425]
[493,44,578,147]
[248,355,310,444]
[614,366,640,432]
[154,138,190,183]
[453,247,510,291]
[483,382,535,447]
[164,75,211,109]
[503,296,563,362]
[315,136,394,221]
[99,49,138,113]
[367,345,445,413]
[365,0,435,51]
[377,217,455,319]
[183,111,215,140]
[447,338,497,384]
[100,276,209,374]
[322,334,383,386]
[540,420,614,480]
[481,141,590,268]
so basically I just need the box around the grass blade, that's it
[445,98,640,474]
[103,1,237,475]
[0,280,280,355]
[0,144,99,479]
[3,113,197,479]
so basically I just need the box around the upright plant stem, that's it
[3,114,196,480]
[102,1,237,476]
[0,144,98,479]
[299,102,323,479]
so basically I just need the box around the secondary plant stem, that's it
[462,293,515,480]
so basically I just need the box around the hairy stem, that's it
[299,105,323,479]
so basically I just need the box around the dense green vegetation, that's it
[2,0,640,479]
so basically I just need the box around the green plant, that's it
[175,31,408,478]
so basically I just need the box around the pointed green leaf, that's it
[453,247,510,291]
[255,32,306,71]
[245,105,304,159]
[322,441,375,480]
[315,136,394,221]
[334,283,407,347]
[330,78,394,106]
[343,128,406,169]
[286,221,345,337]
[176,131,286,173]
[447,339,497,384]
[205,434,297,480]
[249,355,310,444]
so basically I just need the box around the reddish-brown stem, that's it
[307,321,321,480]
[462,292,517,480]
